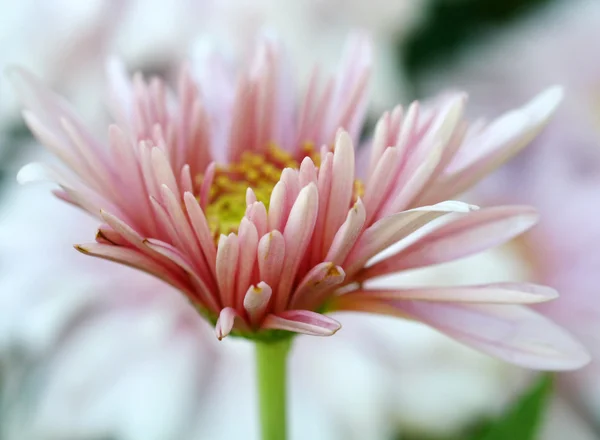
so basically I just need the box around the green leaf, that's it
[470,374,554,440]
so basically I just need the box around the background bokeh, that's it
[1,0,599,439]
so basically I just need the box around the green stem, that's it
[255,338,292,440]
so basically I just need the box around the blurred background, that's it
[0,0,599,439]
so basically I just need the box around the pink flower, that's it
[12,35,589,370]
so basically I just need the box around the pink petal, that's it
[262,310,341,336]
[20,111,88,185]
[160,185,205,273]
[215,307,240,340]
[362,205,539,279]
[199,162,216,210]
[105,128,152,228]
[257,230,286,290]
[335,299,590,370]
[289,262,346,310]
[229,76,258,161]
[180,165,193,194]
[310,151,333,265]
[151,147,181,201]
[345,201,476,274]
[338,283,558,305]
[96,226,127,246]
[366,112,391,182]
[280,168,301,218]
[383,141,444,216]
[59,117,116,196]
[18,162,117,221]
[243,282,273,327]
[324,33,371,142]
[139,141,161,204]
[322,131,355,252]
[426,87,563,203]
[149,195,186,250]
[216,233,240,308]
[267,180,287,231]
[10,67,105,162]
[74,243,190,295]
[245,202,268,238]
[276,183,319,311]
[183,192,217,274]
[299,156,318,188]
[143,238,220,312]
[325,199,366,265]
[100,209,145,247]
[246,187,257,206]
[236,218,259,309]
[308,77,334,145]
[296,66,321,144]
[393,101,420,161]
[363,146,399,224]
[384,99,465,216]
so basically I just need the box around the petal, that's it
[262,310,341,336]
[96,226,128,246]
[229,76,258,161]
[363,146,399,224]
[143,239,220,312]
[337,283,558,305]
[183,192,217,274]
[361,205,539,279]
[151,147,181,200]
[267,180,287,231]
[199,162,216,210]
[425,87,563,203]
[299,156,318,188]
[246,187,257,205]
[383,96,465,215]
[335,299,590,371]
[243,282,273,327]
[180,165,193,194]
[323,131,355,252]
[289,262,346,310]
[74,243,190,295]
[257,230,286,290]
[245,201,268,238]
[160,185,205,271]
[345,201,476,274]
[324,33,372,142]
[365,111,391,182]
[216,233,240,308]
[236,218,259,309]
[325,199,366,265]
[310,151,333,265]
[276,183,319,311]
[215,307,241,340]
[383,140,444,216]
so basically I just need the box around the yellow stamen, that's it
[205,146,300,239]
[202,143,364,241]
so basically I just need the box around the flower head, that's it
[13,35,589,369]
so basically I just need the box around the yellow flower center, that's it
[205,144,318,238]
[203,143,363,240]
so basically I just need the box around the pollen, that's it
[205,144,302,239]
[203,142,363,241]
